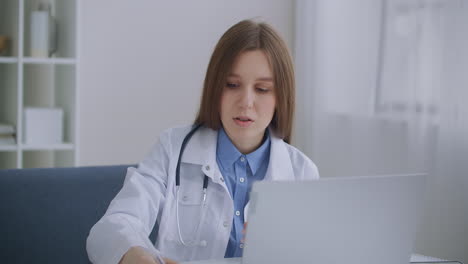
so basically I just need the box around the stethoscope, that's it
[175,123,209,247]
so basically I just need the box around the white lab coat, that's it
[86,125,319,264]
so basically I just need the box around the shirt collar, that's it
[216,127,271,175]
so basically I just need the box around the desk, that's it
[181,254,462,264]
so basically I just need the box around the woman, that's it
[87,19,319,264]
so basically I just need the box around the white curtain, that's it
[295,0,468,261]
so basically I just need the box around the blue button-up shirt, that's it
[216,127,271,258]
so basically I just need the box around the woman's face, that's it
[220,50,276,151]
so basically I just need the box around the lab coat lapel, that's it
[245,131,295,221]
[179,126,224,185]
[264,132,295,181]
[178,126,296,220]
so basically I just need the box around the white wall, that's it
[78,1,295,165]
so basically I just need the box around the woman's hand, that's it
[161,257,178,264]
[242,222,248,244]
[119,246,178,264]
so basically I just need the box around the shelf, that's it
[0,63,18,135]
[0,0,19,57]
[0,57,18,64]
[0,151,17,169]
[0,0,77,169]
[0,145,17,152]
[22,57,76,65]
[21,143,74,151]
[22,149,74,168]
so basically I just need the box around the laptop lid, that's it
[242,174,427,264]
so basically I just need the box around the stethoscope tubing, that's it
[175,123,209,247]
[175,123,204,187]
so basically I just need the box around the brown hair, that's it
[194,19,295,143]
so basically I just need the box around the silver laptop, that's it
[240,174,427,264]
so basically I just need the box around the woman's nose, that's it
[239,87,254,109]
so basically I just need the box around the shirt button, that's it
[240,156,245,162]
[220,177,224,182]
[235,210,241,216]
[205,165,210,171]
[223,221,229,228]
[240,243,244,249]
[239,177,245,183]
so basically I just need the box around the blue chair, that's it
[0,165,158,264]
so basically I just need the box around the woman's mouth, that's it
[233,117,254,127]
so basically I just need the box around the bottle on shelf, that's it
[30,2,57,58]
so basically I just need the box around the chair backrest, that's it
[0,165,158,264]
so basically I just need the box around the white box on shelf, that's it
[24,107,63,145]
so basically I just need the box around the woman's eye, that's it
[226,82,239,88]
[256,87,270,93]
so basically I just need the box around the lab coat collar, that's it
[180,126,221,184]
[244,128,295,221]
[180,125,295,183]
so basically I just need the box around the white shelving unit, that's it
[0,0,78,169]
